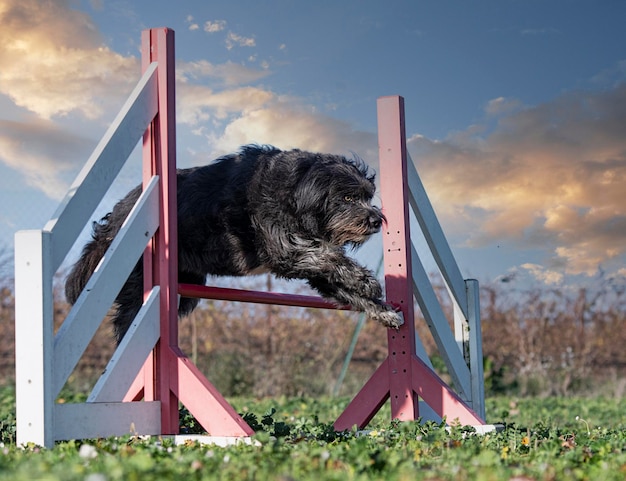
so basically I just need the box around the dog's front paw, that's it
[371,309,404,329]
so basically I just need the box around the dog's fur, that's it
[65,145,403,343]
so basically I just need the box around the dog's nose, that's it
[369,214,383,230]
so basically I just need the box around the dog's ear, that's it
[292,158,332,233]
[350,153,376,184]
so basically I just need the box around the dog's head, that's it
[293,152,386,247]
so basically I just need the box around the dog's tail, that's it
[65,216,116,305]
[65,186,141,305]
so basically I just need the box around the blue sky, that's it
[1,0,626,290]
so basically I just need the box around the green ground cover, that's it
[0,387,625,480]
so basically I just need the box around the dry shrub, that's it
[1,270,625,398]
[481,277,626,396]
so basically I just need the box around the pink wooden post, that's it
[133,28,254,437]
[378,96,419,422]
[334,96,417,429]
[141,27,179,434]
[334,96,484,430]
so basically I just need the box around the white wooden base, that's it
[54,401,161,441]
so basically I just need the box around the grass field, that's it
[0,386,625,480]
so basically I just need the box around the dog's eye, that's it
[344,195,354,203]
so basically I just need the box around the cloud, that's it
[520,263,564,285]
[176,58,276,127]
[175,66,376,161]
[204,20,227,33]
[177,59,270,87]
[178,83,376,159]
[198,19,255,51]
[177,84,275,126]
[225,32,256,50]
[210,101,376,158]
[0,119,93,199]
[590,59,626,88]
[484,97,522,116]
[0,0,138,119]
[496,263,564,286]
[186,15,199,31]
[175,59,375,160]
[408,84,626,276]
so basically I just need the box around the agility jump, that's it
[14,28,486,448]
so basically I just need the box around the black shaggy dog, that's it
[66,145,403,344]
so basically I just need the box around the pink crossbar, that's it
[179,283,351,310]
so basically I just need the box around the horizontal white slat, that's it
[53,177,160,397]
[54,401,161,441]
[45,62,159,272]
[407,153,469,320]
[89,287,160,403]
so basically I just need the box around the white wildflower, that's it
[78,444,98,459]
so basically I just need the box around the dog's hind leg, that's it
[178,271,205,317]
[111,269,206,344]
[111,262,143,344]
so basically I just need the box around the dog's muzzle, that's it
[369,214,383,230]
[366,208,385,233]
